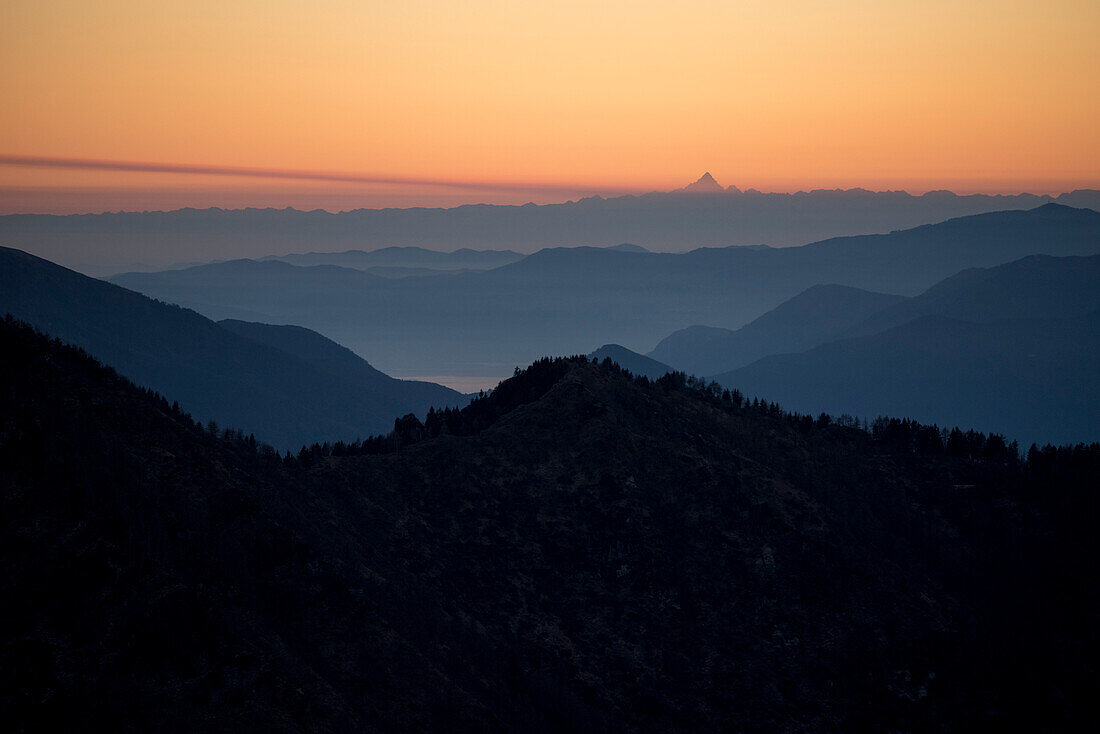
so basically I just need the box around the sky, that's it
[1,0,1098,213]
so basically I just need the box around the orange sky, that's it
[1,0,1098,213]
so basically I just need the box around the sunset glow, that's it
[2,0,1098,212]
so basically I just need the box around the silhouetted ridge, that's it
[2,317,1098,731]
[437,356,584,430]
[588,344,673,379]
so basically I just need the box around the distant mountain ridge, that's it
[2,175,1097,274]
[588,344,673,380]
[839,253,1100,338]
[649,284,905,375]
[653,251,1100,379]
[260,245,525,272]
[109,205,1100,380]
[709,253,1100,444]
[0,246,464,448]
[714,312,1100,446]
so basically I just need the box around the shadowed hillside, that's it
[841,253,1100,338]
[652,253,1100,377]
[2,318,1096,731]
[0,246,463,448]
[708,253,1100,444]
[649,284,904,375]
[715,312,1100,446]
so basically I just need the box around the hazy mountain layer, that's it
[649,284,905,375]
[2,184,1098,274]
[2,323,1095,731]
[652,251,1100,376]
[261,245,524,271]
[0,246,464,448]
[714,312,1100,446]
[840,253,1100,338]
[109,205,1100,379]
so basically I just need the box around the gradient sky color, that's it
[2,0,1098,213]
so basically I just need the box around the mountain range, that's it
[2,175,1098,274]
[108,204,1100,382]
[649,284,905,376]
[2,318,1095,731]
[573,251,1100,444]
[667,253,1100,445]
[652,250,1100,371]
[714,310,1099,446]
[0,246,464,448]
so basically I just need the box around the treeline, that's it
[287,356,583,467]
[6,313,1092,482]
[0,315,281,465]
[4,314,1097,730]
[284,354,1099,477]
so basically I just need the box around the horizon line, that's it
[1,155,1096,216]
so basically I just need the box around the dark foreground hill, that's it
[2,318,1096,732]
[0,246,463,448]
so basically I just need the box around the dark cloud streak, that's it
[0,154,646,197]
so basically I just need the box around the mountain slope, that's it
[0,246,463,448]
[0,318,459,731]
[793,202,1100,293]
[588,343,673,379]
[714,312,1100,445]
[107,205,1100,380]
[842,253,1100,338]
[217,319,461,407]
[649,284,904,375]
[2,321,1096,731]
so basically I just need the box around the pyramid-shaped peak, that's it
[681,172,724,193]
